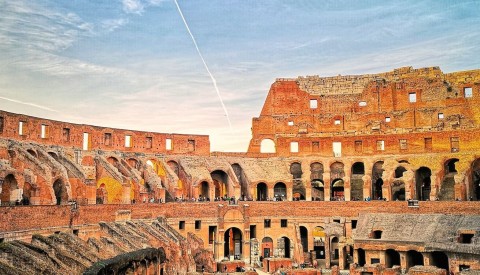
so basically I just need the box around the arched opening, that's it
[260,139,276,153]
[351,162,365,201]
[127,158,139,169]
[52,179,68,205]
[439,159,458,201]
[96,183,108,204]
[200,181,209,200]
[300,226,308,252]
[0,174,19,205]
[167,160,179,176]
[278,237,291,258]
[395,166,407,178]
[224,227,242,259]
[232,163,249,200]
[345,245,354,268]
[385,249,400,268]
[27,149,37,158]
[290,162,304,200]
[431,251,449,271]
[256,182,267,201]
[48,152,59,160]
[313,226,326,259]
[22,182,32,205]
[274,182,287,201]
[331,179,344,201]
[357,248,366,267]
[416,167,432,201]
[406,250,424,269]
[107,156,119,166]
[311,162,324,201]
[372,161,384,200]
[471,159,480,200]
[392,180,406,201]
[211,170,229,198]
[262,237,273,258]
[330,237,339,266]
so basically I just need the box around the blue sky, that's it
[0,0,479,151]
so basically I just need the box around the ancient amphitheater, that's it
[0,66,479,275]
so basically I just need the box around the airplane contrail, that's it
[173,0,233,132]
[0,96,59,112]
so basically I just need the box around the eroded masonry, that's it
[0,66,479,275]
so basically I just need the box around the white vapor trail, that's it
[0,96,59,112]
[173,0,233,132]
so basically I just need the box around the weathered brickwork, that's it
[0,66,479,274]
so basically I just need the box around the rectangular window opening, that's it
[464,87,473,98]
[62,128,70,142]
[209,226,217,244]
[188,139,195,152]
[264,219,271,228]
[290,142,299,153]
[458,233,474,244]
[146,137,153,149]
[352,220,357,229]
[333,142,342,157]
[355,140,362,153]
[104,133,112,146]
[409,92,417,103]
[399,139,407,150]
[288,121,294,126]
[385,117,391,123]
[125,135,132,148]
[281,219,288,228]
[334,119,341,125]
[438,113,444,119]
[179,220,185,230]
[195,220,201,230]
[424,137,432,151]
[83,132,90,151]
[0,116,4,133]
[250,225,256,239]
[73,229,79,236]
[312,141,319,152]
[377,140,385,151]
[310,99,318,109]
[166,138,172,150]
[451,137,459,152]
[19,121,25,136]
[41,124,48,139]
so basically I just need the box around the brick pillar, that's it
[339,246,346,269]
[217,229,225,261]
[325,235,331,268]
[399,251,407,273]
[324,171,331,201]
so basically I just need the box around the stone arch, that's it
[224,227,243,259]
[416,167,432,201]
[48,152,59,160]
[211,170,229,198]
[300,226,308,252]
[385,249,400,268]
[311,162,324,201]
[406,250,424,269]
[27,149,37,158]
[331,179,344,201]
[262,237,273,258]
[471,158,480,200]
[439,158,458,200]
[231,163,249,200]
[260,139,275,153]
[431,251,449,271]
[278,236,291,258]
[330,237,339,265]
[351,162,365,201]
[372,161,384,200]
[256,182,267,201]
[200,181,210,200]
[127,158,139,169]
[167,160,179,176]
[107,156,119,165]
[391,180,406,201]
[290,162,304,200]
[274,182,287,200]
[52,178,68,205]
[313,226,326,259]
[1,174,19,205]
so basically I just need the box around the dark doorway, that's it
[257,182,267,201]
[53,179,68,205]
[416,167,432,201]
[385,249,400,268]
[300,226,308,252]
[224,227,242,259]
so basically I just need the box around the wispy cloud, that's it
[0,96,59,112]
[101,18,129,32]
[122,0,144,14]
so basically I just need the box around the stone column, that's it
[324,171,331,201]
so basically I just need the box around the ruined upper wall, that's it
[0,110,210,156]
[294,66,480,96]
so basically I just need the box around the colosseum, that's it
[0,66,479,275]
